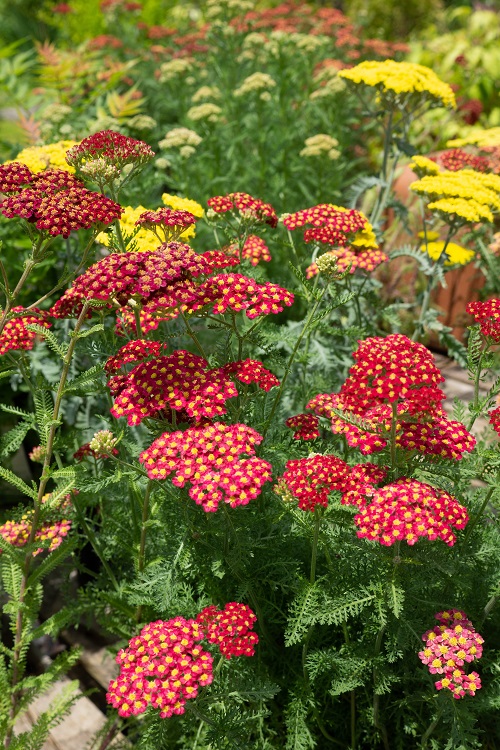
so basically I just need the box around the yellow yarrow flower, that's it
[162,193,204,218]
[410,169,500,223]
[9,140,79,173]
[427,198,493,224]
[421,240,475,266]
[338,60,456,110]
[448,127,500,149]
[409,155,440,177]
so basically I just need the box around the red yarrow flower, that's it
[0,167,122,238]
[438,149,490,173]
[135,207,198,242]
[66,130,154,172]
[306,334,475,461]
[354,478,469,547]
[49,287,95,319]
[207,192,278,228]
[107,617,213,719]
[466,298,500,342]
[223,359,280,391]
[140,422,272,512]
[0,307,51,356]
[104,339,166,374]
[306,246,388,276]
[184,273,294,319]
[196,603,259,658]
[281,454,386,512]
[419,610,483,699]
[286,413,320,440]
[0,162,33,193]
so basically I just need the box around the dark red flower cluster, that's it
[105,339,165,374]
[66,130,154,171]
[140,422,272,512]
[306,247,388,276]
[438,149,490,173]
[0,162,33,193]
[107,617,213,719]
[419,610,483,699]
[283,204,366,238]
[466,298,500,342]
[489,406,500,436]
[72,244,208,307]
[74,443,119,460]
[184,273,294,319]
[354,478,468,546]
[0,167,122,238]
[109,350,237,425]
[207,192,278,228]
[223,359,279,391]
[286,413,320,440]
[196,603,258,658]
[115,307,175,336]
[306,334,475,460]
[49,287,95,319]
[281,454,386,511]
[136,208,198,242]
[0,307,51,356]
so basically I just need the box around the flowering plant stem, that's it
[4,300,91,748]
[262,284,328,440]
[136,481,153,622]
[412,222,456,342]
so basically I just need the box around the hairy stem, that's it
[5,301,91,747]
[136,481,153,622]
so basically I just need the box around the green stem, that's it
[136,481,153,622]
[412,223,456,343]
[460,486,494,552]
[5,301,91,748]
[389,401,399,479]
[0,259,36,337]
[262,285,328,440]
[373,625,390,750]
[421,708,442,748]
[71,493,120,590]
[466,349,485,432]
[180,310,209,359]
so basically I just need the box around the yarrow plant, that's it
[0,21,500,750]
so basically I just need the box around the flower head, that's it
[355,478,469,546]
[140,422,272,512]
[104,339,166,374]
[196,603,258,658]
[338,60,456,110]
[9,140,79,174]
[419,610,483,699]
[0,307,51,356]
[207,192,278,228]
[135,207,198,242]
[66,130,154,185]
[420,240,475,267]
[466,298,500,342]
[183,273,294,319]
[281,454,386,512]
[0,168,122,238]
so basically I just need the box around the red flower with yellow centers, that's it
[0,307,51,356]
[207,192,278,227]
[139,422,272,512]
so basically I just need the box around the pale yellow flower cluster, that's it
[206,0,254,18]
[300,135,340,160]
[10,140,79,173]
[409,155,440,177]
[186,103,222,123]
[233,72,276,97]
[448,127,500,149]
[411,169,500,224]
[338,60,456,109]
[191,86,222,103]
[159,58,194,83]
[162,193,204,218]
[420,240,475,266]
[159,128,202,159]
